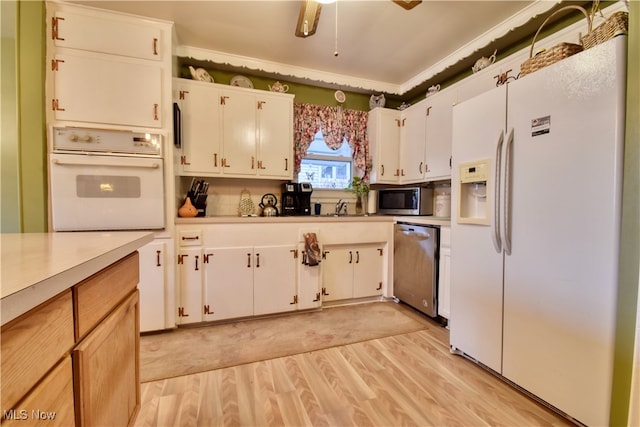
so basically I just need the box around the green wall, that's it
[0,0,46,233]
[177,64,377,111]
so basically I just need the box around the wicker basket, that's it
[582,11,628,49]
[520,5,592,77]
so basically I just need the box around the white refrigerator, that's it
[450,36,626,426]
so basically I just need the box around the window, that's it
[299,130,352,189]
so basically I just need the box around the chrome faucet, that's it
[335,199,348,215]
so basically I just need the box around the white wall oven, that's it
[50,127,165,231]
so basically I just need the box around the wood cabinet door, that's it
[73,291,139,427]
[256,93,293,178]
[220,90,257,176]
[2,357,75,427]
[177,248,203,324]
[52,53,162,128]
[321,247,354,302]
[399,102,427,183]
[352,246,384,299]
[177,80,221,174]
[202,247,254,321]
[253,245,297,315]
[368,108,401,184]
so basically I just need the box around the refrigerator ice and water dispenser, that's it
[458,159,490,225]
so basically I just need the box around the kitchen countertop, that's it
[176,215,450,226]
[1,231,154,325]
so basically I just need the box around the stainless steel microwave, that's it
[377,187,433,216]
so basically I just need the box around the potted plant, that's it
[345,176,370,215]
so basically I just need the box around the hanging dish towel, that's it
[304,233,321,266]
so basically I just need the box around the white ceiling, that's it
[71,0,567,95]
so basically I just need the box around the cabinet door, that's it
[138,240,170,332]
[202,247,254,321]
[399,102,427,183]
[368,108,401,184]
[437,226,451,319]
[177,248,203,324]
[424,91,455,180]
[52,8,163,60]
[256,93,293,178]
[220,90,257,176]
[177,80,221,174]
[298,243,322,310]
[2,357,75,427]
[353,246,384,298]
[253,245,298,315]
[52,53,162,128]
[73,291,139,427]
[321,247,354,302]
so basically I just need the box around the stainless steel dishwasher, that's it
[394,223,439,317]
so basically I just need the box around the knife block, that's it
[186,192,207,217]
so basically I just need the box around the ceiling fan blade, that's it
[393,0,422,10]
[295,0,323,38]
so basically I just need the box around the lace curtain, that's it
[293,103,370,176]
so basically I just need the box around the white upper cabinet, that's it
[47,2,171,129]
[175,79,222,174]
[51,7,163,61]
[174,79,294,179]
[368,93,455,184]
[52,52,162,128]
[368,108,401,184]
[399,100,428,183]
[256,92,294,178]
[424,89,456,180]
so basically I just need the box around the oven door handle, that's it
[52,158,161,169]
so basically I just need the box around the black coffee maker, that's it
[281,182,313,215]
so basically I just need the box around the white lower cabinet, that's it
[437,226,451,319]
[297,242,322,310]
[175,222,392,323]
[253,245,298,315]
[177,247,204,324]
[202,247,254,321]
[322,244,384,302]
[138,238,175,332]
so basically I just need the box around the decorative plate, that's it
[230,75,254,89]
[334,90,346,103]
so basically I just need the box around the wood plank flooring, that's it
[134,319,574,426]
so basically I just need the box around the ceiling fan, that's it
[295,0,422,38]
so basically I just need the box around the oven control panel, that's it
[52,127,162,156]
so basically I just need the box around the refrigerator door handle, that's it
[503,128,514,255]
[492,130,504,253]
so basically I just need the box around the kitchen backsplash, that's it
[176,177,361,217]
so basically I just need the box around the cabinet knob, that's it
[153,37,159,56]
[156,250,162,267]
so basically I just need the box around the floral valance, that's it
[293,103,370,176]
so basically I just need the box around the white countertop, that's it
[176,215,450,226]
[1,231,154,325]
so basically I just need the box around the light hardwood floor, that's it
[134,319,574,426]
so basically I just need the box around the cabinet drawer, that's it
[74,252,139,340]
[2,357,76,427]
[1,290,74,413]
[178,230,202,246]
[73,291,140,427]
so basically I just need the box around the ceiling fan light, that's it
[295,0,322,38]
[316,0,336,4]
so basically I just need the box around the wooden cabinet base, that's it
[73,291,140,427]
[2,357,75,427]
